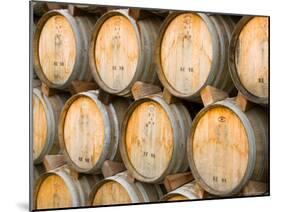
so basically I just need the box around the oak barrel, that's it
[33,167,85,210]
[89,172,163,205]
[33,88,67,164]
[187,99,268,196]
[228,16,269,105]
[33,9,97,89]
[89,9,162,96]
[120,95,192,183]
[59,91,129,173]
[156,12,235,102]
[161,181,204,201]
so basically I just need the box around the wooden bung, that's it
[155,12,236,102]
[89,9,162,97]
[33,9,98,90]
[89,172,163,206]
[120,95,192,183]
[33,165,102,210]
[187,96,268,196]
[33,88,68,164]
[229,16,269,105]
[58,91,129,173]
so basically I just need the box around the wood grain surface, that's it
[235,17,268,98]
[192,107,249,193]
[39,15,76,85]
[36,175,72,209]
[33,93,47,160]
[92,181,132,205]
[94,15,139,91]
[165,195,187,201]
[125,101,173,179]
[160,13,212,95]
[63,96,105,170]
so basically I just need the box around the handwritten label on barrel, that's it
[53,19,66,80]
[258,77,264,83]
[78,156,90,163]
[143,151,156,159]
[213,176,227,183]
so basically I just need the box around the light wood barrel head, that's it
[33,93,47,161]
[191,106,249,194]
[160,13,213,96]
[63,96,105,171]
[165,194,187,201]
[125,101,173,180]
[235,17,268,98]
[39,15,76,85]
[35,174,72,209]
[92,181,132,205]
[94,15,139,91]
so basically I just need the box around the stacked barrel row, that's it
[32,3,269,211]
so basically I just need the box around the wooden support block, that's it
[68,5,87,16]
[32,79,41,88]
[33,2,66,17]
[33,164,46,181]
[164,172,194,192]
[43,155,66,172]
[150,10,170,18]
[200,85,229,107]
[46,3,66,11]
[77,5,109,15]
[242,181,268,196]
[163,88,179,104]
[131,81,162,100]
[236,92,254,112]
[98,89,116,105]
[41,83,60,97]
[91,7,108,16]
[101,160,126,178]
[69,80,99,95]
[128,8,153,20]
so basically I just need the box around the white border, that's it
[0,0,278,211]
